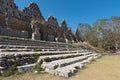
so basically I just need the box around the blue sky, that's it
[14,0,120,31]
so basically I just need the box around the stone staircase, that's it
[40,51,99,77]
[0,38,100,77]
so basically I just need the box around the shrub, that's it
[75,66,80,69]
[91,58,96,62]
[32,53,40,62]
[15,71,24,75]
[43,57,51,62]
[36,48,42,51]
[40,60,43,64]
[2,65,17,77]
[34,61,44,73]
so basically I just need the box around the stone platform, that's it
[0,38,100,77]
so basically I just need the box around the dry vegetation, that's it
[1,55,120,80]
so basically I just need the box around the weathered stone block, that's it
[32,33,41,40]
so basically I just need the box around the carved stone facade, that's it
[0,0,77,42]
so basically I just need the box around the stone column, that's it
[32,32,41,40]
[70,35,74,43]
[5,12,9,28]
[63,33,68,43]
[31,22,41,40]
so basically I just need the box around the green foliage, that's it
[43,57,51,62]
[32,53,40,62]
[75,66,80,69]
[34,61,44,72]
[91,58,96,62]
[76,23,91,41]
[2,65,17,77]
[15,71,24,75]
[76,16,120,52]
[35,48,42,51]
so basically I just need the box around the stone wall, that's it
[9,17,29,31]
[0,13,5,26]
[0,13,29,31]
[0,27,28,38]
[0,54,36,70]
[0,38,68,47]
[57,38,66,42]
[46,35,55,41]
[0,0,77,42]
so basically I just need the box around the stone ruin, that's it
[0,0,79,43]
[0,0,101,78]
[0,40,101,77]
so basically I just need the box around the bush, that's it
[2,65,17,77]
[43,57,51,62]
[75,66,80,69]
[36,48,42,51]
[15,71,24,75]
[34,61,44,73]
[91,58,96,62]
[32,53,40,62]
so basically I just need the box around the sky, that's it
[14,0,120,31]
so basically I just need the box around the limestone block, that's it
[0,27,28,38]
[32,33,41,40]
[46,35,55,41]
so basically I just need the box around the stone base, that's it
[46,35,55,41]
[57,38,66,42]
[32,33,41,40]
[0,27,28,38]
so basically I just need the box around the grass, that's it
[1,55,120,80]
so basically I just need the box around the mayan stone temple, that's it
[0,0,78,43]
[0,0,100,78]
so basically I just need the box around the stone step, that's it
[0,45,27,49]
[17,64,35,72]
[0,38,85,51]
[46,62,84,77]
[0,49,32,52]
[38,52,91,62]
[41,55,89,70]
[0,38,69,48]
[0,45,81,52]
[15,53,97,73]
[44,53,100,77]
[0,50,88,56]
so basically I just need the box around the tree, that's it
[75,27,81,42]
[76,16,120,52]
[93,17,120,51]
[76,23,91,41]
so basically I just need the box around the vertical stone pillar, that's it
[63,33,68,43]
[32,32,41,40]
[31,22,41,40]
[5,14,9,28]
[70,35,74,43]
